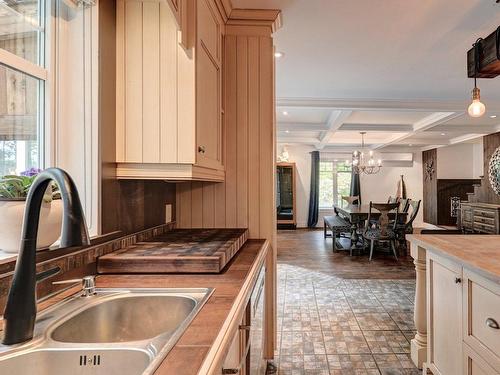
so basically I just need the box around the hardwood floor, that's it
[278,229,416,279]
[274,229,418,374]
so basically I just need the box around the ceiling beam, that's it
[372,112,460,150]
[277,98,500,112]
[448,133,486,145]
[316,110,352,150]
[431,124,500,133]
[338,123,413,132]
[277,122,329,132]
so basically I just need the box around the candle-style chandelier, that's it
[347,132,382,175]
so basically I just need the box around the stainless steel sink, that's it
[0,287,213,375]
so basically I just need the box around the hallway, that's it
[274,230,419,374]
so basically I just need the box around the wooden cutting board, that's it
[97,228,248,274]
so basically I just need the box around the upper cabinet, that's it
[116,0,224,181]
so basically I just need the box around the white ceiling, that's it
[233,0,500,152]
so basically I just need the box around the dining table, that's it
[333,202,408,253]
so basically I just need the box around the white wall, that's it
[282,145,424,228]
[437,142,483,179]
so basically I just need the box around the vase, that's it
[0,199,63,253]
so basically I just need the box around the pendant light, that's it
[468,38,486,118]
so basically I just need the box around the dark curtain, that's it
[307,151,320,227]
[350,170,361,204]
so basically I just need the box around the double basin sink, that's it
[0,286,213,374]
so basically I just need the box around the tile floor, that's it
[273,230,419,375]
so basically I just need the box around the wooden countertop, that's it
[407,234,500,283]
[5,239,269,375]
[101,238,269,374]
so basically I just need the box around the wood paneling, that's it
[423,149,437,224]
[176,34,275,239]
[176,28,277,359]
[469,132,500,205]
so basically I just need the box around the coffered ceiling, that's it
[232,0,500,151]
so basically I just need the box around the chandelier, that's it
[347,132,382,175]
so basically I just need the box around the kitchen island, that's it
[407,234,500,375]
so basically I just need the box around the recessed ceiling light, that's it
[274,51,284,58]
[490,115,497,118]
[441,133,446,136]
[285,130,290,133]
[282,111,288,116]
[409,144,413,146]
[333,159,338,162]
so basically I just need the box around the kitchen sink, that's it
[51,295,197,343]
[0,287,213,375]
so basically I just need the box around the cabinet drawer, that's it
[463,343,499,375]
[473,216,496,226]
[473,209,497,219]
[463,270,500,372]
[473,222,496,234]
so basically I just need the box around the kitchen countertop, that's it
[407,234,500,283]
[4,238,269,375]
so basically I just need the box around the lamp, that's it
[468,38,486,118]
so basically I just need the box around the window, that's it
[319,161,352,208]
[0,0,46,176]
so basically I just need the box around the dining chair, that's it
[387,196,400,204]
[342,195,359,205]
[400,198,411,213]
[363,202,399,261]
[396,199,421,250]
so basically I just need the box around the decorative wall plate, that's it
[488,146,500,195]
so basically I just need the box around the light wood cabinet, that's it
[220,264,266,375]
[426,252,500,375]
[427,252,463,375]
[116,0,224,181]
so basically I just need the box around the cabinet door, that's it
[463,343,499,375]
[196,47,222,169]
[428,252,463,375]
[196,0,223,170]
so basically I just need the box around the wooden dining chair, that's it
[400,198,411,213]
[363,202,399,261]
[395,199,421,252]
[342,195,359,205]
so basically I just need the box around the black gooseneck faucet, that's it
[2,168,90,345]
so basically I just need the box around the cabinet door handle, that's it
[486,318,500,329]
[455,277,462,284]
[198,145,206,153]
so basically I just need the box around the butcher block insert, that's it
[98,229,248,274]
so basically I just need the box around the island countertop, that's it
[407,234,500,283]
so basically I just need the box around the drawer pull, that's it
[455,277,462,284]
[486,318,500,330]
[198,145,206,153]
[222,369,239,374]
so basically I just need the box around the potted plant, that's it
[0,168,63,253]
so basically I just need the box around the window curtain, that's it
[307,151,320,227]
[350,170,361,204]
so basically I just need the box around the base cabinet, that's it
[220,265,266,375]
[426,252,500,375]
[427,252,463,375]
